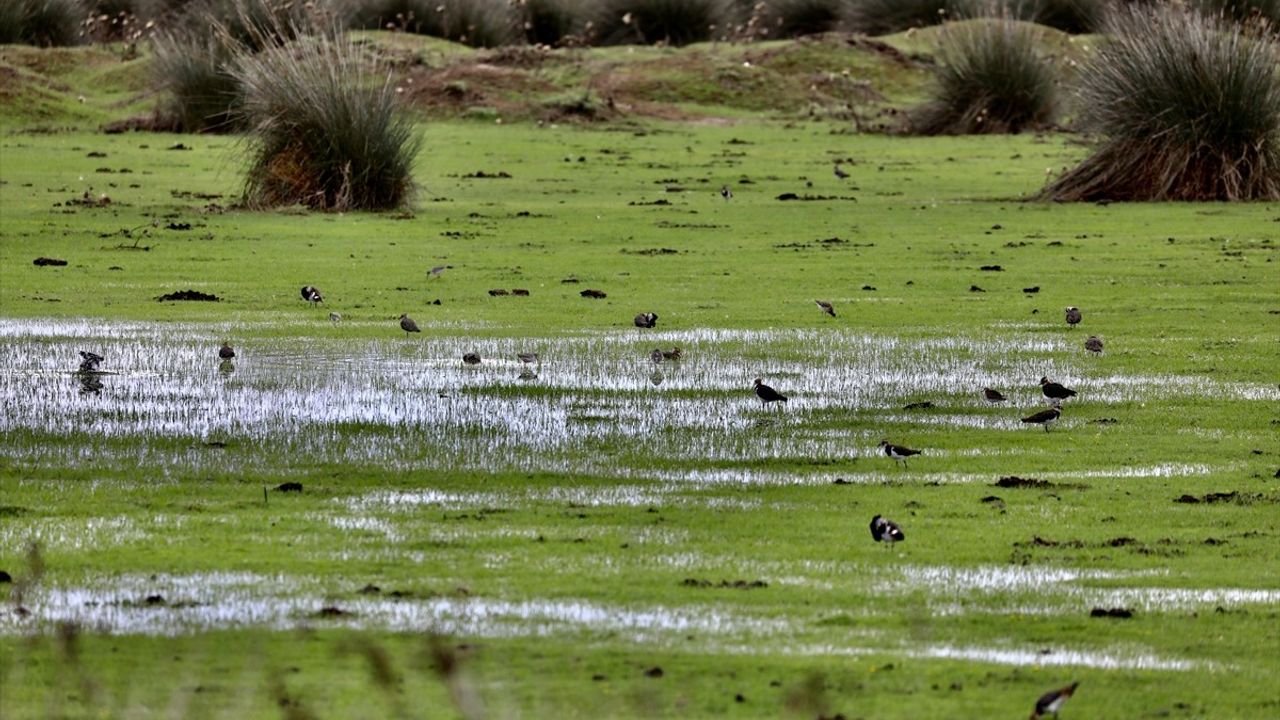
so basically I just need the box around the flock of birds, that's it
[70,278,1094,717]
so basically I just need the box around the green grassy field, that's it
[2,34,1280,720]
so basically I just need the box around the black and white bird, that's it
[833,163,849,180]
[1084,335,1103,354]
[1040,376,1077,402]
[517,352,539,364]
[983,387,1006,403]
[1022,405,1061,432]
[77,350,104,372]
[634,312,658,328]
[1064,306,1081,328]
[399,314,421,335]
[1030,681,1079,719]
[815,299,836,317]
[301,285,323,305]
[880,440,922,468]
[869,515,905,547]
[462,352,481,365]
[720,185,732,201]
[753,378,788,407]
[218,343,235,360]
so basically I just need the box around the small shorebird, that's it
[328,312,341,323]
[1084,335,1103,354]
[720,185,732,201]
[814,300,836,317]
[650,348,664,364]
[218,343,235,360]
[1064,306,1081,328]
[880,440,921,468]
[661,347,682,361]
[983,387,1006,403]
[517,352,539,364]
[399,314,421,335]
[1022,405,1061,432]
[1040,376,1077,402]
[634,312,658,328]
[428,264,453,279]
[1030,681,1079,719]
[301,285,323,306]
[869,515,905,547]
[77,351,104,372]
[753,378,787,407]
[833,163,849,180]
[462,352,481,365]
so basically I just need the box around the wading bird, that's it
[983,387,1006,403]
[1030,681,1079,720]
[399,314,421,335]
[429,264,452,279]
[720,185,732,201]
[815,300,836,317]
[517,352,539,364]
[1040,376,1077,403]
[462,352,481,365]
[328,312,341,323]
[880,440,922,468]
[1064,306,1081,328]
[650,348,664,364]
[753,378,788,407]
[834,163,849,180]
[869,515,905,548]
[634,312,658,328]
[1022,405,1061,432]
[301,285,323,306]
[218,343,235,360]
[1085,335,1103,354]
[661,347,682,361]
[77,351,103,372]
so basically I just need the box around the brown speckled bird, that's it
[1064,306,1081,328]
[983,387,1006,403]
[1085,335,1103,354]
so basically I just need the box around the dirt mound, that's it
[156,290,221,302]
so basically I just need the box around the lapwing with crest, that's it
[634,312,658,329]
[880,440,921,469]
[753,378,787,408]
[1040,376,1077,403]
[1029,681,1079,720]
[1022,405,1061,432]
[301,285,323,306]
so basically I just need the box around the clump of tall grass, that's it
[150,29,241,131]
[232,32,422,210]
[845,0,948,36]
[908,17,1057,134]
[1041,6,1280,200]
[344,0,519,47]
[592,0,731,45]
[0,0,87,46]
[1193,0,1280,28]
[747,0,845,38]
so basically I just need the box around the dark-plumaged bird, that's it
[661,347,682,361]
[1040,376,1077,402]
[815,300,836,317]
[399,314,421,335]
[218,343,235,360]
[984,387,1006,403]
[1064,306,1081,328]
[462,352,481,365]
[517,352,539,364]
[634,312,658,328]
[753,378,788,407]
[720,185,732,201]
[834,163,849,180]
[1022,406,1061,432]
[650,348,664,364]
[301,285,323,305]
[880,440,922,468]
[77,350,103,372]
[869,514,905,547]
[1030,681,1079,720]
[1085,335,1103,354]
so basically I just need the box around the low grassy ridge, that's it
[1,35,1279,720]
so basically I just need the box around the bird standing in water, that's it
[753,378,788,407]
[218,343,235,360]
